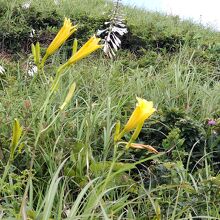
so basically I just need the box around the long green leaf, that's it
[67,178,99,218]
[41,158,68,219]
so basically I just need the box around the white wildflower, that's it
[30,29,35,38]
[0,65,5,74]
[22,1,31,9]
[0,211,4,219]
[28,65,38,76]
[97,0,127,58]
[54,0,59,5]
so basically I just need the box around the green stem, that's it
[40,53,49,69]
[41,67,47,83]
[126,122,144,149]
[20,90,54,215]
[114,128,126,142]
[20,61,69,215]
[1,156,13,184]
[51,62,69,92]
[40,112,60,133]
[20,85,57,216]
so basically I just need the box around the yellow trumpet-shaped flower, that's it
[51,36,102,92]
[124,97,156,132]
[66,35,102,65]
[46,18,77,55]
[115,97,156,142]
[41,18,77,65]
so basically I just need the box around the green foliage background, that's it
[0,0,220,219]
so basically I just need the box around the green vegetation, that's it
[0,0,220,219]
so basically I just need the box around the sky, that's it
[121,0,220,31]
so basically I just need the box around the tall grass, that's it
[0,0,220,219]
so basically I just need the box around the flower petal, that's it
[124,97,156,132]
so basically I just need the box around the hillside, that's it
[0,0,220,219]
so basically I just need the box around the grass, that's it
[0,0,220,219]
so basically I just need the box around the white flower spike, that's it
[0,65,5,74]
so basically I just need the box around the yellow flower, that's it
[124,97,156,132]
[47,18,77,55]
[66,35,102,65]
[114,97,156,142]
[51,36,102,92]
[41,18,77,65]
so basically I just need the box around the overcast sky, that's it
[121,0,220,31]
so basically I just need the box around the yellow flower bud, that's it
[59,82,76,110]
[11,118,23,158]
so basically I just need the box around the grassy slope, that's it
[0,0,220,219]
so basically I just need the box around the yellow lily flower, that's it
[66,35,102,65]
[41,18,77,65]
[51,36,102,91]
[115,97,156,142]
[124,97,156,132]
